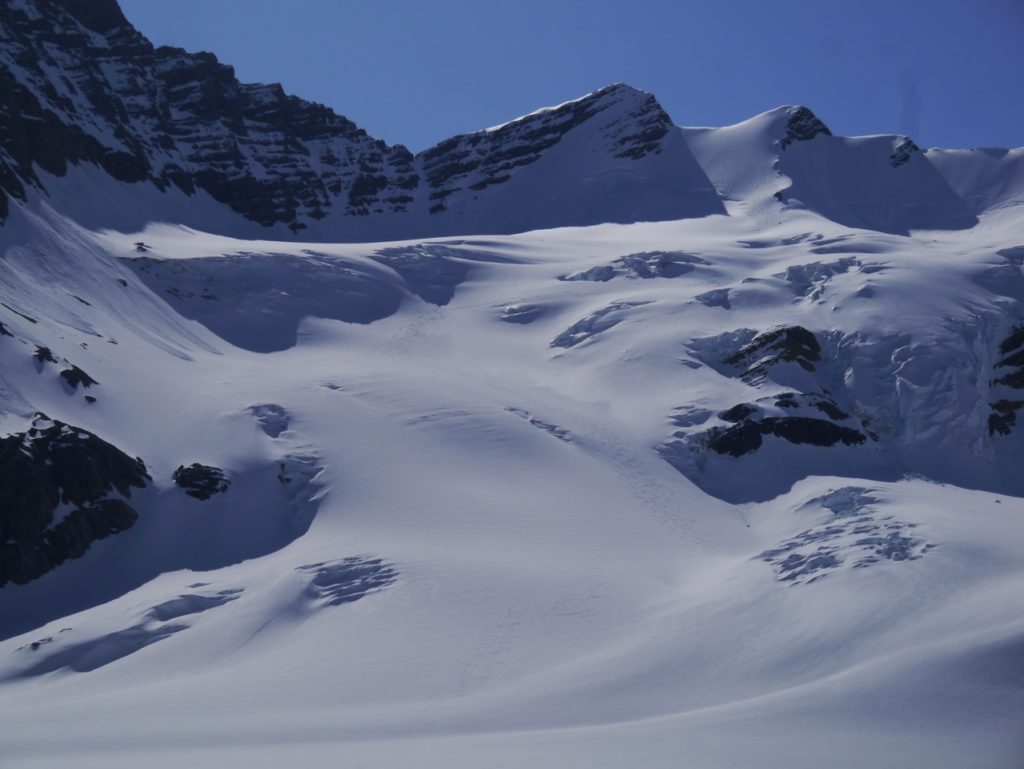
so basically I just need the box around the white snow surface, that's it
[1,132,1024,768]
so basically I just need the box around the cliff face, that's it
[0,0,419,230]
[0,1,724,237]
[0,414,149,587]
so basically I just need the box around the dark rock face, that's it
[417,84,673,215]
[804,396,850,421]
[0,0,414,230]
[611,91,672,159]
[60,365,97,389]
[890,137,920,168]
[418,88,610,212]
[779,106,832,149]
[993,330,1024,388]
[417,83,713,230]
[990,399,1024,436]
[58,0,130,33]
[0,414,149,586]
[0,4,700,235]
[770,390,850,421]
[663,390,869,477]
[173,463,229,500]
[33,346,56,363]
[989,326,1024,435]
[719,403,758,423]
[707,415,866,457]
[724,326,821,382]
[999,325,1024,355]
[666,328,875,497]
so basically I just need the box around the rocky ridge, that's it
[0,413,150,586]
[0,0,716,237]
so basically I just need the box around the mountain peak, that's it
[1,1,1015,239]
[0,3,721,240]
[403,79,721,233]
[778,105,832,148]
[483,82,665,135]
[582,82,653,101]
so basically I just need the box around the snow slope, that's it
[928,146,1024,217]
[2,2,1024,766]
[0,186,1023,767]
[683,105,977,233]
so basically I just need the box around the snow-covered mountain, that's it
[1,1,1024,768]
[0,0,724,239]
[4,0,1020,240]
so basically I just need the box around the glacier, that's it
[1,1,1023,767]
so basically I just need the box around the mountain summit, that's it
[0,2,722,238]
[2,0,1020,239]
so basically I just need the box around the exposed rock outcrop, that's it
[0,0,416,229]
[32,346,57,364]
[705,414,867,457]
[989,326,1024,435]
[778,106,832,149]
[0,414,149,586]
[724,326,822,382]
[690,392,869,458]
[0,4,720,235]
[173,463,230,500]
[60,365,98,389]
[890,137,921,168]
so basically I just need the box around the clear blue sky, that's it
[118,0,1023,152]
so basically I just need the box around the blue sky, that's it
[119,0,1023,152]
